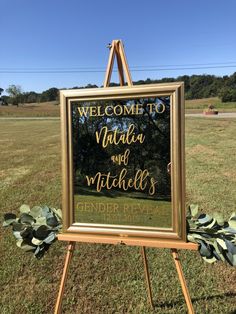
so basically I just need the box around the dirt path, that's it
[186,112,236,118]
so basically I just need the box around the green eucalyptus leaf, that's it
[53,224,62,231]
[31,237,43,245]
[34,246,46,258]
[225,239,236,254]
[229,212,236,221]
[35,248,46,259]
[50,208,62,220]
[34,225,50,240]
[187,220,197,230]
[35,217,47,226]
[4,213,17,221]
[187,234,198,243]
[212,241,222,255]
[46,215,59,227]
[228,219,236,229]
[189,233,206,240]
[19,213,35,225]
[20,226,33,238]
[216,238,227,250]
[186,206,191,219]
[41,205,50,217]
[34,246,41,255]
[19,240,36,252]
[199,241,212,258]
[16,239,23,248]
[30,206,42,218]
[3,213,17,226]
[13,231,23,240]
[232,255,236,266]
[12,222,25,231]
[46,212,54,219]
[43,232,56,244]
[198,214,212,225]
[220,227,236,234]
[202,228,217,235]
[212,247,227,262]
[202,256,217,264]
[224,251,236,267]
[190,204,199,217]
[19,204,30,214]
[212,251,222,261]
[212,212,224,226]
[202,218,217,229]
[3,220,15,227]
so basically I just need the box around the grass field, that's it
[0,118,236,313]
[0,97,236,117]
[185,97,236,113]
[0,101,59,117]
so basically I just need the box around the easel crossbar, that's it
[58,233,198,250]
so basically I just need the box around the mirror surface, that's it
[72,96,171,228]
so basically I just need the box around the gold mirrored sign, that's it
[60,83,186,242]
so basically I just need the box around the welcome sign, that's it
[60,83,186,243]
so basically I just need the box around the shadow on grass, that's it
[153,291,236,310]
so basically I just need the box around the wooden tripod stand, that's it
[55,39,198,314]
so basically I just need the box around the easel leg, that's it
[141,246,154,309]
[54,242,76,314]
[171,249,194,314]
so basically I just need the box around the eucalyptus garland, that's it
[187,204,236,266]
[3,204,236,265]
[3,204,62,259]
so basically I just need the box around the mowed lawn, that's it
[0,118,236,314]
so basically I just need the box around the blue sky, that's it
[1,0,236,93]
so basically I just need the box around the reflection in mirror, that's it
[72,96,171,229]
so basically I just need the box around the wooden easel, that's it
[55,40,198,314]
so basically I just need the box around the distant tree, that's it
[85,84,98,88]
[0,87,3,95]
[66,72,236,100]
[6,85,23,107]
[219,87,236,102]
[3,72,236,106]
[23,91,40,103]
[40,87,59,102]
[1,95,9,105]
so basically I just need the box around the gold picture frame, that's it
[59,82,187,245]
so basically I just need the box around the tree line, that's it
[1,72,236,106]
[0,86,59,106]
[134,72,236,102]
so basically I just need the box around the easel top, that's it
[60,82,184,99]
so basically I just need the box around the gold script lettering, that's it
[85,168,157,195]
[95,124,145,148]
[111,149,130,166]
